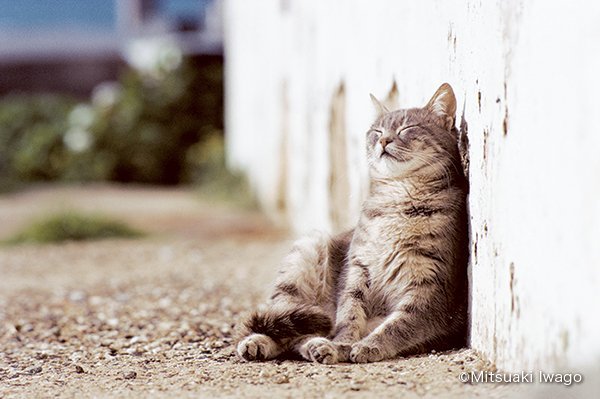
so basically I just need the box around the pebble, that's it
[259,369,274,378]
[27,366,43,375]
[75,365,85,374]
[273,374,289,384]
[349,380,363,391]
[129,336,143,345]
[107,319,119,328]
[68,291,86,302]
[126,348,144,356]
[123,371,137,380]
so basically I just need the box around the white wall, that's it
[224,0,600,373]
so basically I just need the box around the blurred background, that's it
[0,0,230,191]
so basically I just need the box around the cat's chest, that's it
[351,214,408,269]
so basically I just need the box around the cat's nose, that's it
[379,136,393,148]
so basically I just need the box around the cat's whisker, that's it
[426,145,464,178]
[395,149,453,190]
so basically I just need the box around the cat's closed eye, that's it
[397,125,419,136]
[368,129,382,145]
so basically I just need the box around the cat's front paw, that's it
[334,342,352,362]
[237,334,279,361]
[350,342,384,363]
[299,337,339,364]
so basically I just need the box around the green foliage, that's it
[0,56,224,189]
[4,212,143,245]
[0,94,77,190]
[88,58,223,184]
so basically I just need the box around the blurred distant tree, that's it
[0,94,76,188]
[89,56,223,184]
[0,55,223,189]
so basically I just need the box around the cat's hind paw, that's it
[349,342,384,363]
[299,337,339,364]
[237,334,279,361]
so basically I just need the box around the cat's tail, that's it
[238,305,333,343]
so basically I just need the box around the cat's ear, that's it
[384,81,399,111]
[370,94,389,117]
[425,83,457,130]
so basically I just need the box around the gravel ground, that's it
[0,185,527,398]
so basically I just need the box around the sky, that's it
[0,0,208,31]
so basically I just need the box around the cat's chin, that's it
[369,156,407,180]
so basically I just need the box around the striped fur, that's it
[236,83,468,363]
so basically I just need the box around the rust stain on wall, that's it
[473,232,479,264]
[328,82,351,232]
[482,128,489,163]
[276,80,289,218]
[458,107,470,179]
[509,262,520,319]
[503,82,509,136]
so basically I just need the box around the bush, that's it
[0,94,77,190]
[0,55,224,189]
[87,57,223,184]
[4,212,143,245]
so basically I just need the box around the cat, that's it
[236,83,468,364]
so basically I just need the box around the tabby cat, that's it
[236,83,468,364]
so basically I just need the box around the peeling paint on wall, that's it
[276,80,290,219]
[502,82,509,136]
[328,82,351,232]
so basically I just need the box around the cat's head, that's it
[366,83,459,180]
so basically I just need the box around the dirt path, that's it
[0,185,523,398]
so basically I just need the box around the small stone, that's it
[28,366,43,375]
[259,369,274,378]
[89,296,103,306]
[69,291,86,302]
[123,371,137,379]
[158,297,172,308]
[273,374,289,384]
[107,319,119,328]
[126,348,144,356]
[75,365,85,374]
[129,336,142,345]
[349,380,362,391]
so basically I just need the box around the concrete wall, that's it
[223,0,600,373]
